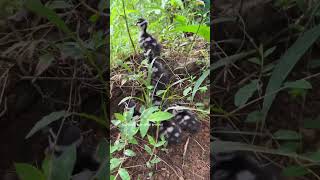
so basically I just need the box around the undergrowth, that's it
[110,0,210,179]
[213,0,320,179]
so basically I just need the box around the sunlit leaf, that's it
[15,163,45,180]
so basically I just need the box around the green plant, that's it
[110,0,209,68]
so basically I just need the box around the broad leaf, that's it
[262,23,320,123]
[15,163,45,180]
[26,111,70,139]
[234,80,259,107]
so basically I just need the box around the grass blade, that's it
[25,0,73,37]
[262,23,320,121]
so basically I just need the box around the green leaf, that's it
[140,107,159,138]
[183,86,192,96]
[149,111,173,123]
[111,140,125,153]
[96,139,108,162]
[25,0,73,36]
[118,168,130,180]
[94,158,108,180]
[50,144,77,180]
[264,46,277,57]
[15,163,46,180]
[283,79,312,89]
[247,57,261,65]
[144,145,152,155]
[147,135,156,146]
[59,42,83,59]
[174,25,210,41]
[174,15,187,25]
[211,50,256,71]
[303,118,320,129]
[150,157,161,164]
[34,53,54,76]
[156,90,165,96]
[115,113,125,121]
[234,80,259,107]
[304,150,320,162]
[211,140,319,163]
[277,142,299,153]
[26,111,70,139]
[89,14,100,23]
[273,130,301,140]
[41,155,51,178]
[262,23,320,123]
[245,110,264,123]
[74,113,107,127]
[111,120,121,126]
[110,158,122,171]
[191,69,209,101]
[308,59,320,69]
[124,107,134,122]
[120,120,137,138]
[124,149,136,157]
[155,140,166,147]
[45,0,73,9]
[128,137,138,145]
[282,165,309,177]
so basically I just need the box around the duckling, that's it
[151,60,170,91]
[136,18,161,61]
[173,109,201,133]
[159,120,182,144]
[169,102,201,133]
[212,151,281,180]
[46,124,100,175]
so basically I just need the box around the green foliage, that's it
[191,69,209,101]
[0,0,23,19]
[273,130,301,141]
[15,144,78,180]
[110,105,171,178]
[50,145,77,180]
[25,0,73,36]
[110,0,209,67]
[282,165,309,177]
[234,80,260,107]
[262,23,320,123]
[15,163,46,180]
[26,111,70,139]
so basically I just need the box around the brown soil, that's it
[110,41,210,179]
[110,119,210,180]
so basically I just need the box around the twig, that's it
[79,0,109,17]
[121,0,137,54]
[21,76,96,81]
[182,137,190,166]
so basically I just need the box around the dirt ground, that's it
[110,44,210,179]
[110,115,210,180]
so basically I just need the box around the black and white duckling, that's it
[136,18,161,61]
[170,103,201,133]
[173,109,201,133]
[151,60,170,91]
[46,124,100,176]
[212,151,280,180]
[159,120,183,144]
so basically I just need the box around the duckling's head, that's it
[136,18,148,30]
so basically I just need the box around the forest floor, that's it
[110,37,210,179]
[0,0,108,179]
[213,0,320,179]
